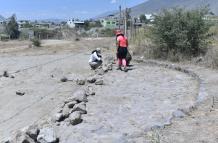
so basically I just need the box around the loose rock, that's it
[16,91,25,96]
[53,113,64,122]
[25,125,40,141]
[60,77,68,82]
[72,102,87,114]
[69,111,82,125]
[66,101,77,108]
[14,131,35,143]
[95,79,104,85]
[37,127,59,143]
[85,86,95,96]
[62,106,70,118]
[68,90,87,103]
[87,76,97,83]
[76,79,86,85]
[102,66,108,73]
[3,71,9,77]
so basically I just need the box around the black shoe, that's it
[116,67,121,70]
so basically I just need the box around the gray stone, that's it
[87,76,96,83]
[16,91,25,96]
[69,111,82,125]
[76,79,86,85]
[107,63,113,71]
[26,125,40,141]
[3,71,9,77]
[37,127,59,143]
[66,101,77,108]
[60,77,68,82]
[95,79,104,85]
[53,113,64,122]
[14,131,35,143]
[70,90,87,103]
[102,65,108,72]
[72,102,87,114]
[62,106,70,118]
[85,86,95,96]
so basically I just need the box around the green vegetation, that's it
[84,20,102,30]
[100,28,114,37]
[4,14,20,39]
[151,7,212,61]
[150,7,213,61]
[31,38,41,47]
[139,14,149,24]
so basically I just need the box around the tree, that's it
[140,14,146,23]
[5,14,20,39]
[151,7,212,60]
[140,14,150,24]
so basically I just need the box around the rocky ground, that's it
[0,38,217,143]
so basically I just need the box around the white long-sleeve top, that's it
[89,52,101,63]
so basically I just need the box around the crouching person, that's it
[89,48,102,70]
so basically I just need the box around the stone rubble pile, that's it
[3,56,115,143]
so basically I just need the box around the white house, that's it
[145,14,154,22]
[67,19,85,28]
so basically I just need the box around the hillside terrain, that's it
[96,0,218,18]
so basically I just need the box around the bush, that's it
[100,28,114,37]
[31,38,41,47]
[150,7,213,61]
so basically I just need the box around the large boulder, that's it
[72,102,87,114]
[69,90,88,103]
[37,127,59,143]
[25,125,40,141]
[53,113,64,122]
[62,106,71,118]
[69,111,82,125]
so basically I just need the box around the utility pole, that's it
[124,8,131,37]
[119,5,121,30]
[124,8,127,36]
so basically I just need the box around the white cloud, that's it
[110,0,117,4]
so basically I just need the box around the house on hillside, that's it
[18,20,31,29]
[67,19,85,29]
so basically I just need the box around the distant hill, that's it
[96,0,218,19]
[93,10,118,20]
[130,0,218,17]
[0,15,5,21]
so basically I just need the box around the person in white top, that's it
[89,48,102,70]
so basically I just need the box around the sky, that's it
[0,0,147,20]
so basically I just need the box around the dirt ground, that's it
[0,38,217,143]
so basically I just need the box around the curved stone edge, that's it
[136,59,208,132]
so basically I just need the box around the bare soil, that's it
[0,38,217,143]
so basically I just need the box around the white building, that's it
[145,14,154,22]
[67,19,85,28]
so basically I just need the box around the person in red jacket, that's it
[116,30,128,72]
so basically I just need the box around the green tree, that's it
[5,14,20,39]
[140,14,146,23]
[150,7,212,60]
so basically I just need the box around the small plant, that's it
[31,38,41,47]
